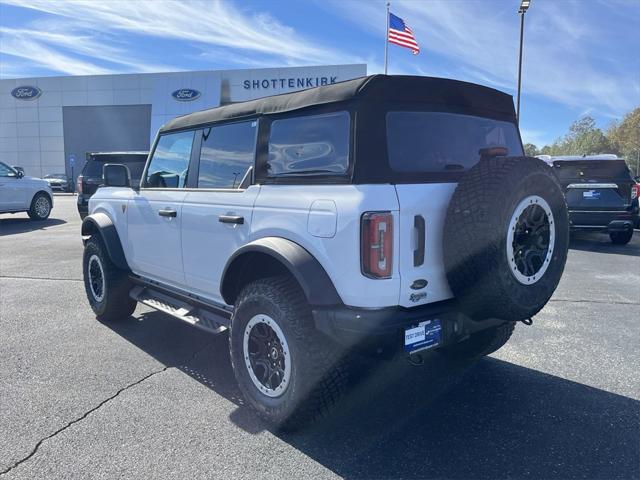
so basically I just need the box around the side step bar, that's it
[129,284,231,334]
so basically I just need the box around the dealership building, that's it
[0,64,366,180]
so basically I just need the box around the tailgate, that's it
[554,160,634,211]
[394,183,456,308]
[565,183,630,211]
[82,176,103,196]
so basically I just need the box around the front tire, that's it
[229,276,347,430]
[609,229,633,245]
[83,235,136,322]
[27,192,51,220]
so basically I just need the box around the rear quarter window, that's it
[386,112,523,173]
[267,111,350,176]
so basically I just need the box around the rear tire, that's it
[609,229,633,245]
[83,235,136,322]
[441,322,516,361]
[229,276,347,430]
[27,192,51,220]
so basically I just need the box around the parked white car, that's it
[0,162,53,220]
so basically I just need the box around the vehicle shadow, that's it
[106,311,640,480]
[0,217,66,236]
[569,231,640,257]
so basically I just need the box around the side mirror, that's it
[103,163,131,188]
[16,170,24,178]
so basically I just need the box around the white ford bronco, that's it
[81,75,569,428]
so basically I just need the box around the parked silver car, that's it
[0,162,53,220]
[44,173,71,192]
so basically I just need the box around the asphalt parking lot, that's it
[1,195,638,480]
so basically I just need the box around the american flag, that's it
[388,12,420,55]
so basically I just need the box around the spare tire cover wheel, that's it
[443,156,569,321]
[506,195,555,285]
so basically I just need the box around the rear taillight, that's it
[361,212,393,278]
[76,175,83,194]
[632,184,639,200]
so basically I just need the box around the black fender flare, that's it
[221,237,343,307]
[81,212,129,270]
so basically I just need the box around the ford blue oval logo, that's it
[11,86,42,101]
[171,88,201,101]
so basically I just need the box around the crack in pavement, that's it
[0,275,83,282]
[0,340,217,476]
[549,298,639,306]
[0,368,169,476]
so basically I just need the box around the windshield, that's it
[45,174,67,179]
[83,154,147,179]
[386,112,523,172]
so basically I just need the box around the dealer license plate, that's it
[582,190,601,199]
[404,319,442,353]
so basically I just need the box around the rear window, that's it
[267,111,350,176]
[84,154,148,179]
[386,112,523,173]
[552,160,631,182]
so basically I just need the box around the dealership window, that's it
[145,130,194,188]
[198,121,256,189]
[267,111,350,176]
[386,112,523,173]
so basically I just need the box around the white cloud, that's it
[0,0,364,76]
[1,31,114,76]
[0,26,174,76]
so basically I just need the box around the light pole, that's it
[516,0,531,124]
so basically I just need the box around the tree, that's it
[541,116,616,157]
[523,143,539,156]
[608,107,640,176]
[539,144,553,155]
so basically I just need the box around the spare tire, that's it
[443,156,569,321]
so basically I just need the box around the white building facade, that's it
[0,64,366,179]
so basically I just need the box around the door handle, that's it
[158,208,177,218]
[218,214,244,225]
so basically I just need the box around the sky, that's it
[0,0,638,147]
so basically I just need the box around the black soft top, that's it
[160,75,515,132]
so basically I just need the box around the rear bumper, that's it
[313,300,507,354]
[569,209,638,232]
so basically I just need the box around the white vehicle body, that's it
[0,162,53,214]
[85,74,530,315]
[81,75,570,427]
[89,183,455,309]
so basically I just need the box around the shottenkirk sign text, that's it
[243,77,338,90]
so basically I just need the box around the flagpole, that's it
[384,2,390,74]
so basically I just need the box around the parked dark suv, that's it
[77,151,148,218]
[541,155,638,244]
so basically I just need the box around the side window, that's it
[145,130,194,188]
[267,111,350,176]
[198,121,256,189]
[0,162,15,177]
